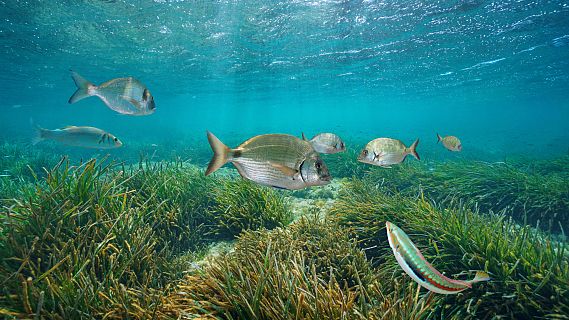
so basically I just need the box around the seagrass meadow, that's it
[0,141,568,320]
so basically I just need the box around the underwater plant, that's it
[362,159,569,233]
[159,217,376,319]
[0,158,294,318]
[207,178,293,239]
[330,179,569,319]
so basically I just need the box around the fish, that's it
[68,70,156,116]
[437,133,462,151]
[32,124,123,149]
[357,138,419,167]
[205,131,331,190]
[301,132,346,154]
[386,221,490,294]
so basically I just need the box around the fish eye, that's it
[114,137,118,142]
[362,149,368,156]
[315,161,321,170]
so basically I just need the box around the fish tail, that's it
[468,271,490,284]
[409,138,420,160]
[68,70,94,104]
[301,132,307,141]
[436,133,442,143]
[205,131,232,175]
[31,119,46,145]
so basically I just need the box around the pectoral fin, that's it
[270,163,300,180]
[129,98,142,109]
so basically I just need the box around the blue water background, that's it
[1,0,568,163]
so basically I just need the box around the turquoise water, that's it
[1,0,568,161]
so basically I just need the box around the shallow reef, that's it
[362,159,569,233]
[330,179,569,319]
[158,217,437,320]
[0,158,291,319]
[0,147,568,319]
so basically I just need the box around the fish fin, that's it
[31,119,46,145]
[68,70,94,104]
[301,132,307,141]
[436,133,442,143]
[205,131,232,176]
[468,271,490,284]
[270,162,300,179]
[409,138,420,160]
[125,97,142,109]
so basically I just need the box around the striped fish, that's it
[205,131,331,190]
[358,138,420,168]
[68,70,156,116]
[437,133,462,152]
[301,132,346,154]
[386,221,490,294]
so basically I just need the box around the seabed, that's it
[0,142,568,319]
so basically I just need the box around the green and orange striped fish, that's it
[386,221,490,294]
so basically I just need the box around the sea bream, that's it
[358,138,420,167]
[205,131,331,190]
[68,70,156,116]
[302,132,346,154]
[386,221,490,294]
[437,133,462,152]
[32,124,123,149]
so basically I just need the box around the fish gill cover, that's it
[0,0,568,319]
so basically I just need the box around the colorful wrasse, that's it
[386,221,489,294]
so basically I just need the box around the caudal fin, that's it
[30,119,46,145]
[469,271,490,284]
[408,138,420,160]
[68,70,94,104]
[205,131,232,175]
[436,133,442,143]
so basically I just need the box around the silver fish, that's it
[358,138,420,167]
[68,70,156,116]
[437,133,462,152]
[302,132,345,154]
[32,125,123,149]
[205,131,331,190]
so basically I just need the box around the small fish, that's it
[301,132,346,154]
[358,138,419,167]
[32,124,123,149]
[0,174,10,177]
[437,133,462,151]
[68,70,156,115]
[386,221,490,294]
[205,131,331,190]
